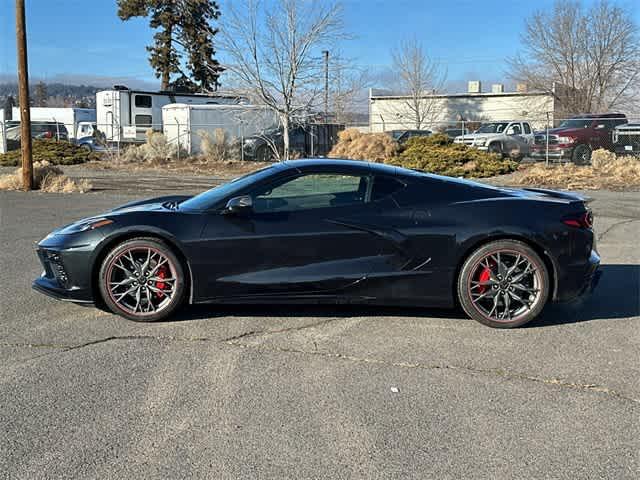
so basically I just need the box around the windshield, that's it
[475,122,510,134]
[390,131,404,140]
[180,165,277,211]
[558,118,593,129]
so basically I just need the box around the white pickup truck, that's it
[454,120,534,160]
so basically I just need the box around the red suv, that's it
[531,113,627,164]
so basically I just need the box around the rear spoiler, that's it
[521,187,593,204]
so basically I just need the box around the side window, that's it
[135,114,153,128]
[252,173,368,213]
[371,176,405,201]
[507,124,522,135]
[135,95,152,108]
[523,123,532,134]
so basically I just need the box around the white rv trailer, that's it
[162,103,279,155]
[96,86,242,144]
[11,106,96,139]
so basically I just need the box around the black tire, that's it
[98,237,186,322]
[457,239,550,328]
[571,144,591,165]
[80,143,93,152]
[488,142,503,157]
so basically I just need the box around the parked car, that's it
[530,113,627,164]
[454,121,534,161]
[442,127,469,139]
[33,159,599,329]
[612,123,640,156]
[243,124,344,161]
[387,129,432,144]
[5,120,69,141]
[74,136,108,153]
[74,126,107,152]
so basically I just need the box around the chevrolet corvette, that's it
[33,159,600,328]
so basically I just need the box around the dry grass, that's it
[328,128,400,163]
[113,130,179,166]
[0,161,92,193]
[512,150,640,190]
[199,129,241,163]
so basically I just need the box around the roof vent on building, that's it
[468,81,481,93]
[491,84,504,93]
[516,83,528,93]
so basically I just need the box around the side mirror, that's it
[223,195,253,215]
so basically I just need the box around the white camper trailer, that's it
[11,106,96,139]
[162,104,279,155]
[96,86,242,144]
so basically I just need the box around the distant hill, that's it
[0,82,101,108]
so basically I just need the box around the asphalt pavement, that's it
[0,187,638,479]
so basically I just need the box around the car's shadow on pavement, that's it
[530,264,639,328]
[169,264,638,327]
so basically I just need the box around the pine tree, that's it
[117,0,223,92]
[180,0,224,91]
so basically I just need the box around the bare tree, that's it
[219,0,344,160]
[326,52,370,124]
[508,0,640,114]
[390,39,446,130]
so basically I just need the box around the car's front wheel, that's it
[457,240,549,328]
[572,144,591,165]
[98,237,186,322]
[488,142,503,157]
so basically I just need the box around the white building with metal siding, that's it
[368,86,560,132]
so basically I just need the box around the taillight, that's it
[563,211,593,229]
[43,131,52,138]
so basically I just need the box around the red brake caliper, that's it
[477,262,494,293]
[155,266,168,299]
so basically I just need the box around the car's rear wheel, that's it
[572,144,591,165]
[457,240,549,328]
[98,237,186,322]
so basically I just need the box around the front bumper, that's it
[32,276,94,303]
[32,241,96,304]
[614,145,639,155]
[530,148,572,159]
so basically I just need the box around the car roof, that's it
[280,158,398,175]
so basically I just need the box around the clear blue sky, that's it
[1,0,638,91]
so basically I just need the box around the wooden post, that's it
[16,0,33,191]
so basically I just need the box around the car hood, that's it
[535,127,586,137]
[455,132,499,140]
[108,195,193,215]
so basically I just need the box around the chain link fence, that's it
[2,114,640,164]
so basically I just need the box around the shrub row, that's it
[328,130,517,178]
[0,139,99,167]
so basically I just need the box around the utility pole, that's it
[16,0,33,190]
[322,50,329,122]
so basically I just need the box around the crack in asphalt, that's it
[224,340,640,406]
[221,317,345,342]
[597,218,640,242]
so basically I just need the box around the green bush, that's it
[389,135,517,178]
[0,139,99,167]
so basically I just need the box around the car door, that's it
[195,168,387,299]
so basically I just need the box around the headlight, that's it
[557,136,576,144]
[58,218,114,235]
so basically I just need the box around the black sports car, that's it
[33,159,600,328]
